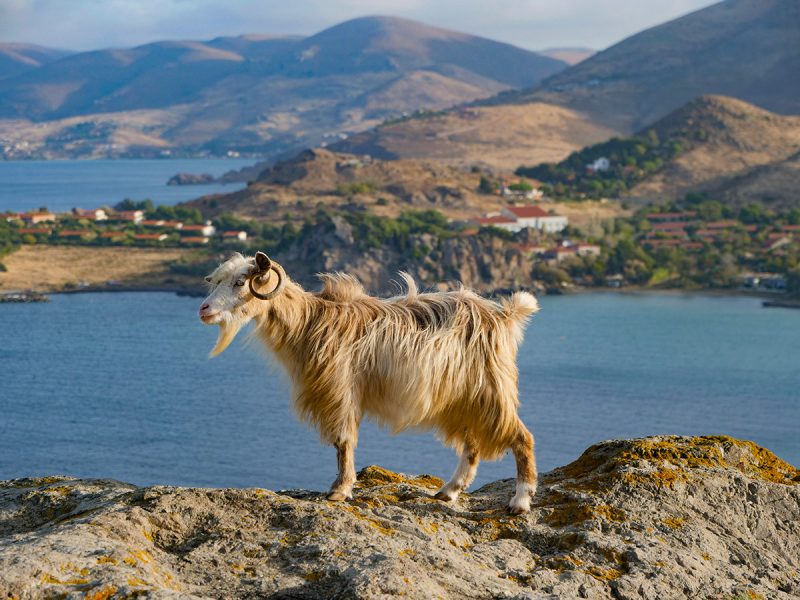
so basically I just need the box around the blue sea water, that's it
[0,159,253,213]
[1,291,797,491]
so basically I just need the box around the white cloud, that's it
[0,0,720,51]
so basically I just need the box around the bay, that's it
[1,291,797,491]
[0,159,253,213]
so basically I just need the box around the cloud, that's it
[0,0,719,51]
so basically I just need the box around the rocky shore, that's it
[1,436,798,599]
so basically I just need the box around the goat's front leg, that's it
[327,439,356,501]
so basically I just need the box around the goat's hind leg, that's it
[434,442,479,503]
[327,439,356,502]
[508,422,538,515]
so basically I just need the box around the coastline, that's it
[23,280,792,304]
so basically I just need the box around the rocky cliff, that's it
[271,216,540,295]
[1,436,798,599]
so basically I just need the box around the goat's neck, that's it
[252,280,314,355]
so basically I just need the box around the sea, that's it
[0,160,798,491]
[0,158,252,213]
[1,291,798,491]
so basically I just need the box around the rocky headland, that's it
[1,435,798,599]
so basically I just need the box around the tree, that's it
[478,176,497,194]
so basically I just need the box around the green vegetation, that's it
[555,198,798,290]
[336,181,379,196]
[508,181,533,192]
[343,209,451,251]
[516,129,690,200]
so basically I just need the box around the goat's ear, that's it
[254,251,271,272]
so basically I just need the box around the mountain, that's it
[330,102,617,170]
[516,95,800,206]
[539,47,595,65]
[0,17,566,159]
[0,44,72,81]
[515,0,800,132]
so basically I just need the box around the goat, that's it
[198,252,540,513]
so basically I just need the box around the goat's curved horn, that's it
[249,266,284,301]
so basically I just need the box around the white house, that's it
[587,157,610,172]
[181,222,216,237]
[74,208,108,221]
[223,230,248,242]
[500,205,568,233]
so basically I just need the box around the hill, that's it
[330,102,617,171]
[185,148,507,222]
[516,95,800,206]
[1,436,798,599]
[515,0,800,133]
[0,43,71,81]
[0,17,566,159]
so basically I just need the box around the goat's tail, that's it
[500,291,539,325]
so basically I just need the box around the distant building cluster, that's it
[473,205,568,233]
[4,208,248,246]
[641,211,798,253]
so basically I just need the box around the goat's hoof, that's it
[433,490,456,502]
[326,491,351,502]
[508,504,529,515]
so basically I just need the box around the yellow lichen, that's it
[585,566,623,582]
[356,466,444,490]
[127,576,148,587]
[96,556,117,565]
[555,436,799,494]
[663,517,686,529]
[417,519,439,535]
[399,548,417,557]
[85,585,117,600]
[304,570,324,581]
[544,501,626,528]
[340,504,395,535]
[40,573,89,586]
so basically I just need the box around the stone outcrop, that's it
[167,173,215,186]
[1,436,798,599]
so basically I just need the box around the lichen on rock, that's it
[0,436,798,599]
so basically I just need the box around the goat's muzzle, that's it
[249,266,285,301]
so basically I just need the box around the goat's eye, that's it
[204,276,212,283]
[234,279,245,287]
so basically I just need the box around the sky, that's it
[0,0,721,52]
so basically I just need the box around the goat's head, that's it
[199,251,286,356]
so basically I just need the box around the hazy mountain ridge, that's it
[0,17,566,159]
[0,43,72,81]
[514,0,800,132]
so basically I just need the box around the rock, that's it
[167,172,215,186]
[1,436,797,599]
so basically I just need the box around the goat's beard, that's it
[210,313,246,357]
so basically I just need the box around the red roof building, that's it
[503,205,550,219]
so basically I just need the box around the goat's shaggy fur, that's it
[200,253,540,512]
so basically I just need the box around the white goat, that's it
[199,252,540,513]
